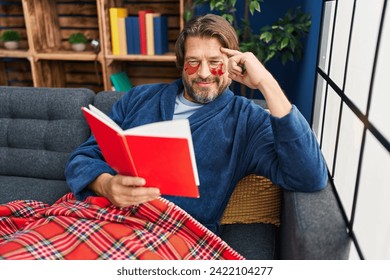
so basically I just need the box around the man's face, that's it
[182,36,231,104]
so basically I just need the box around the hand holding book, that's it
[82,105,200,198]
[89,172,161,207]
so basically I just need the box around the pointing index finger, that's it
[221,47,246,74]
[220,47,242,57]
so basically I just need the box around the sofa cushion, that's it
[0,176,70,205]
[220,223,277,260]
[93,91,125,114]
[0,87,94,180]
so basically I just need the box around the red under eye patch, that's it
[184,62,225,76]
[184,63,199,75]
[210,63,225,76]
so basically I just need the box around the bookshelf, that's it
[0,0,187,91]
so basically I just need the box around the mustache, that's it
[192,77,219,83]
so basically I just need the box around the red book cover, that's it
[138,10,154,55]
[81,105,200,198]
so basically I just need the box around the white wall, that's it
[313,0,390,259]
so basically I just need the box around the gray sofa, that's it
[0,86,351,259]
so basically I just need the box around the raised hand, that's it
[221,47,292,118]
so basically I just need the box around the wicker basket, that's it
[221,174,281,226]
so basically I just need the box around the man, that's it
[65,14,327,234]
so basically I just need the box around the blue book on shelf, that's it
[125,16,140,54]
[153,15,168,55]
[110,72,132,92]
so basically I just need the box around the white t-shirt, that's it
[173,91,203,120]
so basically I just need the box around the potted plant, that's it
[0,30,21,50]
[187,0,311,97]
[69,32,88,51]
[189,1,310,66]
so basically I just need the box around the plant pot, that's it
[71,43,86,52]
[4,41,19,50]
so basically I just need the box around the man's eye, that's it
[209,61,221,67]
[188,61,199,66]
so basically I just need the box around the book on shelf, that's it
[81,105,200,198]
[125,16,140,54]
[110,71,132,92]
[117,17,127,55]
[153,15,169,55]
[145,13,160,55]
[138,10,154,55]
[109,7,128,55]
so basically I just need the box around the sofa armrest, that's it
[279,183,351,259]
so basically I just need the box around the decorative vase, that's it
[71,43,86,52]
[4,41,19,50]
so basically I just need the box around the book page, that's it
[125,119,199,186]
[124,119,190,138]
[86,104,123,132]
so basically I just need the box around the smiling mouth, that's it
[194,79,215,87]
[197,81,213,87]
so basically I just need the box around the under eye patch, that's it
[184,62,226,76]
[184,63,200,75]
[209,63,225,76]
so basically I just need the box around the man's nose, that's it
[197,61,211,79]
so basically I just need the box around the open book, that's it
[82,105,200,198]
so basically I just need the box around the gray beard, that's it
[182,77,227,104]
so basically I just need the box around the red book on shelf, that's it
[81,105,200,198]
[138,10,154,55]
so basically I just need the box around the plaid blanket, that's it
[0,194,243,260]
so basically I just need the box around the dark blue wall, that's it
[291,0,323,124]
[194,0,322,122]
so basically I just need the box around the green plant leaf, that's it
[286,25,294,34]
[280,37,289,49]
[286,51,294,62]
[259,32,272,43]
[269,44,277,51]
[69,33,87,44]
[223,14,234,24]
[265,51,275,63]
[290,38,296,52]
[210,0,216,10]
[215,1,224,9]
[0,30,21,42]
[282,54,288,65]
[249,0,261,15]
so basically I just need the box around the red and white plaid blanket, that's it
[0,194,244,260]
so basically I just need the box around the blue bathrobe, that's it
[65,79,328,232]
